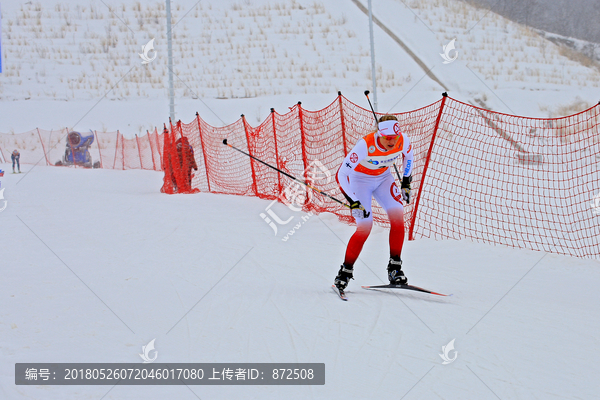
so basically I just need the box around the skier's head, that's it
[12,150,19,155]
[378,115,398,124]
[376,116,401,149]
[378,120,401,136]
[377,116,400,136]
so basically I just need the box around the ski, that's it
[331,285,348,301]
[361,284,450,297]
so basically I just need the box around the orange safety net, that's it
[414,96,600,259]
[163,93,600,259]
[0,128,163,171]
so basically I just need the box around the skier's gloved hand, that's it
[350,200,370,219]
[401,176,412,204]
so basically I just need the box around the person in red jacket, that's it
[334,115,414,293]
[177,137,198,188]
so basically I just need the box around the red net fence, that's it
[163,93,600,259]
[0,128,163,171]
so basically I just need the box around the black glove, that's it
[401,176,412,204]
[349,200,370,219]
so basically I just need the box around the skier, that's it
[11,150,21,173]
[334,115,413,293]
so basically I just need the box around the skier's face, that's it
[380,134,400,150]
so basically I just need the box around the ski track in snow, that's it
[167,276,191,363]
[2,166,600,399]
[271,300,299,362]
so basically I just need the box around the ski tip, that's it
[361,284,451,297]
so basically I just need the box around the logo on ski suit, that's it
[390,182,403,204]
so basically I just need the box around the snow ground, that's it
[1,164,599,399]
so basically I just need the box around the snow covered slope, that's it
[1,164,599,399]
[1,0,600,135]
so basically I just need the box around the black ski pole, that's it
[364,90,405,198]
[364,90,379,123]
[222,139,350,208]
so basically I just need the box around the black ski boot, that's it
[387,256,407,285]
[334,264,354,291]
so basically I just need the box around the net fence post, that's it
[298,101,310,205]
[120,130,125,170]
[270,108,282,196]
[196,112,211,192]
[37,128,49,166]
[337,91,348,156]
[147,130,157,171]
[94,130,104,168]
[241,114,258,197]
[409,92,448,241]
[135,134,143,169]
[112,130,119,170]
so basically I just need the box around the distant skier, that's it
[11,150,21,173]
[334,115,414,292]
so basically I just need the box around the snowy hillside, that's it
[1,0,600,135]
[1,0,413,100]
[1,165,599,399]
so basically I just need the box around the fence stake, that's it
[297,102,310,205]
[147,130,157,171]
[270,108,282,197]
[408,93,448,241]
[195,112,211,192]
[120,130,125,170]
[94,130,104,169]
[37,128,49,166]
[241,114,258,196]
[337,92,349,156]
